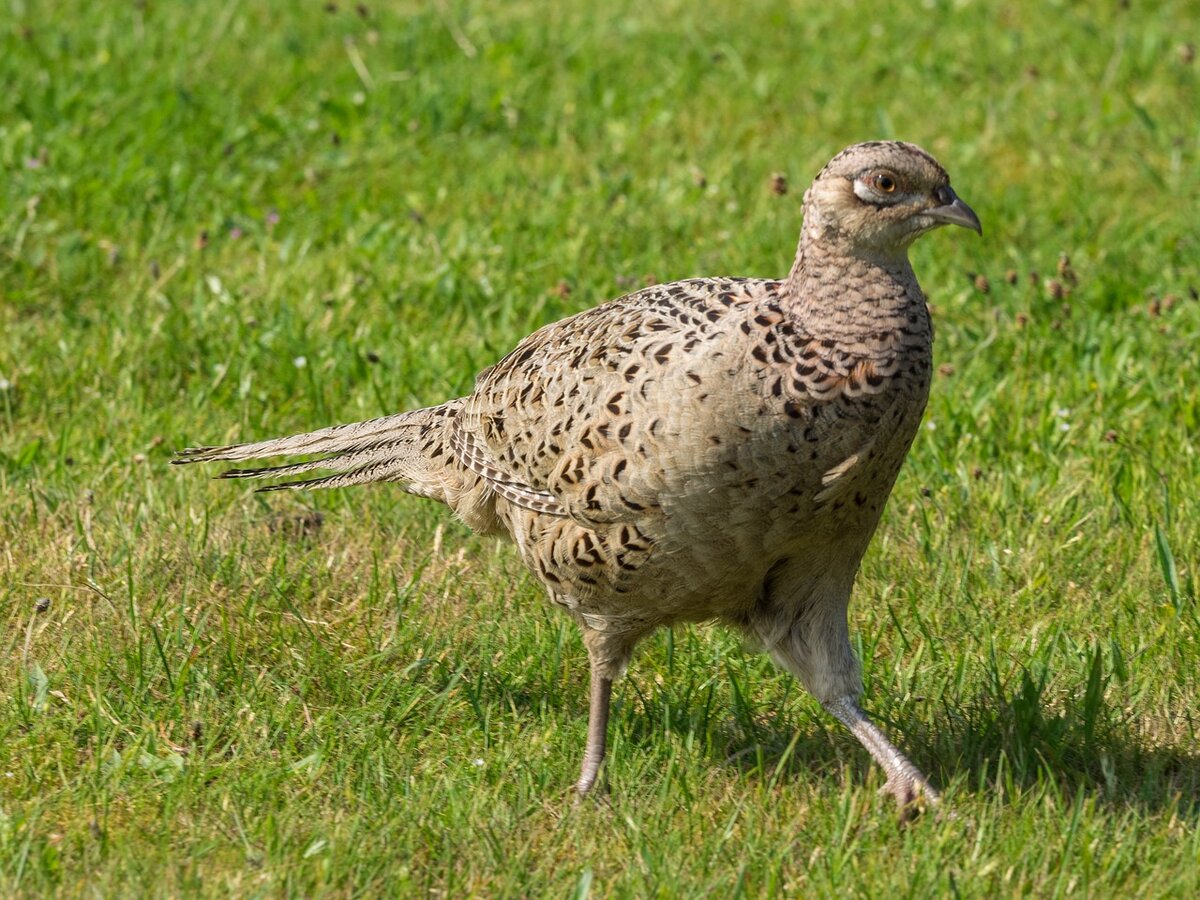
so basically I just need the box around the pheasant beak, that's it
[926,186,982,235]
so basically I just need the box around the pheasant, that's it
[175,141,981,816]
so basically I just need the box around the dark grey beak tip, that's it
[927,192,982,236]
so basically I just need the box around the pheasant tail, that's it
[172,402,461,500]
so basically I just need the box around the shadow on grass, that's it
[445,636,1198,819]
[656,667,1200,820]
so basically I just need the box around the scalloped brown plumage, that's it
[175,141,981,819]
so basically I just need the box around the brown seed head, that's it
[1057,253,1077,284]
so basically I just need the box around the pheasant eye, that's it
[872,173,897,193]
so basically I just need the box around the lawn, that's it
[2,0,1198,895]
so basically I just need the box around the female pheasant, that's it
[176,141,981,816]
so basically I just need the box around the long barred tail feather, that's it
[172,404,455,495]
[173,407,436,463]
[251,455,426,493]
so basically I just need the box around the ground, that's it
[2,1,1198,895]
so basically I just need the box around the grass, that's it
[2,0,1199,895]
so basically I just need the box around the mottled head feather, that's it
[816,141,949,184]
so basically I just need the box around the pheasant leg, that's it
[823,695,939,817]
[575,670,613,796]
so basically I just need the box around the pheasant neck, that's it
[781,237,927,347]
